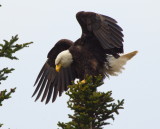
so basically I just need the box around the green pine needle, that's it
[0,88,16,106]
[0,35,32,127]
[0,68,15,84]
[0,124,3,128]
[58,75,124,129]
[0,35,33,60]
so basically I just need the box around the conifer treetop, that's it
[58,75,124,129]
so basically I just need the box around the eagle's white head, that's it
[55,50,73,72]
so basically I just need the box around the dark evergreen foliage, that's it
[58,75,124,129]
[0,35,33,60]
[0,88,16,106]
[0,35,32,127]
[0,68,14,84]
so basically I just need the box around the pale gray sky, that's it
[0,0,160,129]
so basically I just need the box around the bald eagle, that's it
[32,11,137,104]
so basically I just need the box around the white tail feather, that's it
[106,51,138,76]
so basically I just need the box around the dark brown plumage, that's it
[32,11,124,104]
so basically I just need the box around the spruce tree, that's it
[0,35,32,127]
[58,75,124,129]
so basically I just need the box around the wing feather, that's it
[32,64,49,97]
[33,40,77,103]
[76,11,124,54]
[52,77,58,103]
[59,69,65,97]
[35,68,50,101]
[45,78,56,104]
[41,69,56,102]
[102,15,117,23]
[34,63,46,86]
[106,21,123,31]
[94,31,115,48]
[63,68,70,91]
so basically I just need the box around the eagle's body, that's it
[32,11,137,104]
[69,37,107,80]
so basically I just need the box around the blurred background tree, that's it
[0,35,32,127]
[58,76,124,129]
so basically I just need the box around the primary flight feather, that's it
[32,11,137,104]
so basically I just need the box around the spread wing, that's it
[76,11,124,54]
[32,39,76,104]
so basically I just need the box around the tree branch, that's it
[0,68,14,84]
[0,88,16,106]
[0,35,33,60]
[58,75,124,129]
[0,35,33,127]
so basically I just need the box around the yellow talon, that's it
[79,79,86,84]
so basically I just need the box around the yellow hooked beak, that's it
[56,64,62,72]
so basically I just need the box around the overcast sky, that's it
[0,0,160,129]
